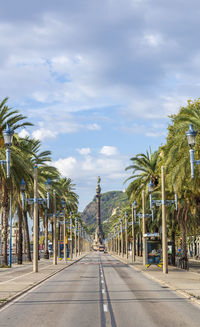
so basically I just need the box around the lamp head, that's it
[3,123,14,147]
[61,199,66,208]
[148,180,154,193]
[20,178,26,191]
[45,178,51,191]
[133,200,137,209]
[186,124,197,148]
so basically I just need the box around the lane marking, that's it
[103,304,108,312]
[101,280,104,284]
[102,289,105,294]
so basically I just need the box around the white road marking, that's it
[101,280,104,284]
[102,289,105,294]
[103,304,108,312]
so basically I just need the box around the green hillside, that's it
[81,191,128,234]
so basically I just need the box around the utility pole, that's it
[33,165,38,272]
[44,208,49,259]
[142,190,147,268]
[121,219,123,257]
[63,206,66,262]
[118,224,120,256]
[53,190,57,265]
[162,166,168,274]
[70,212,73,259]
[78,222,80,256]
[131,204,135,263]
[125,212,128,259]
[75,218,77,257]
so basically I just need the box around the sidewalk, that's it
[0,253,87,307]
[111,253,200,305]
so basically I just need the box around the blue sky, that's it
[1,0,200,210]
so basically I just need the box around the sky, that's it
[1,0,200,210]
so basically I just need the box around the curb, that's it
[110,253,200,306]
[0,254,88,310]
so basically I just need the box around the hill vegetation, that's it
[81,191,128,234]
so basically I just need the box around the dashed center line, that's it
[103,304,108,312]
[102,289,105,294]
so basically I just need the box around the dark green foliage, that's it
[81,191,128,228]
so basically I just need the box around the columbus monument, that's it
[93,176,104,249]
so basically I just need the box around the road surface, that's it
[0,253,200,327]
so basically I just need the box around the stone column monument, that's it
[93,176,104,249]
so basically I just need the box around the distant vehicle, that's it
[99,245,105,252]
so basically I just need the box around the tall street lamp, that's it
[20,177,51,263]
[1,124,14,267]
[44,178,51,259]
[125,212,128,259]
[62,199,66,261]
[70,212,73,259]
[186,124,200,178]
[148,167,178,274]
[2,123,14,178]
[53,190,57,265]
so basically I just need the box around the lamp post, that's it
[20,177,51,264]
[118,224,120,255]
[131,202,136,263]
[44,178,51,259]
[142,190,147,268]
[70,212,73,259]
[78,222,80,256]
[1,124,14,267]
[62,199,66,262]
[132,201,143,256]
[75,217,77,257]
[53,190,57,265]
[120,218,123,257]
[186,124,200,178]
[33,166,38,272]
[2,123,14,178]
[148,167,178,274]
[125,212,128,259]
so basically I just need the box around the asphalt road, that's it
[0,253,200,327]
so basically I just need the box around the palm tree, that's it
[0,98,32,265]
[125,148,160,202]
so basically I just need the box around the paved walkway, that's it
[0,254,87,306]
[111,253,200,304]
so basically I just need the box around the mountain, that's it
[81,191,128,233]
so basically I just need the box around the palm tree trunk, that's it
[171,230,176,266]
[15,229,18,255]
[1,182,9,266]
[181,208,188,259]
[44,209,49,259]
[171,211,177,266]
[23,226,26,254]
[17,205,23,264]
[24,211,32,262]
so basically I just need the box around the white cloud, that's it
[76,147,91,155]
[87,123,101,130]
[100,146,119,156]
[143,33,162,47]
[18,129,30,138]
[53,153,128,182]
[32,128,57,140]
[53,157,77,177]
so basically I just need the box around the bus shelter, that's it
[144,233,162,268]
